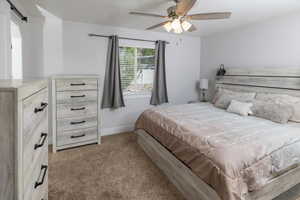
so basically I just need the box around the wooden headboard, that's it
[215,67,300,97]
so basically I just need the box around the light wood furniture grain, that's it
[0,79,49,200]
[51,75,101,152]
[136,67,300,200]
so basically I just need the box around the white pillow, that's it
[227,100,253,116]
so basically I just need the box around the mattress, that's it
[135,103,300,200]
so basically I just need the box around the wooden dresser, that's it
[51,75,101,152]
[0,79,48,200]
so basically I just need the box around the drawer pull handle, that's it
[71,107,86,111]
[70,95,86,98]
[70,120,86,125]
[34,165,48,189]
[70,134,86,139]
[34,133,48,150]
[70,83,86,86]
[34,102,48,113]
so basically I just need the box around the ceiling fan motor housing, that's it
[167,6,178,19]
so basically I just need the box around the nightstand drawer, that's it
[56,79,98,91]
[57,115,97,132]
[56,101,97,119]
[56,90,97,104]
[57,127,98,147]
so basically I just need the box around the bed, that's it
[135,67,300,200]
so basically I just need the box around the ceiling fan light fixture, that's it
[173,25,183,34]
[181,20,192,31]
[171,18,181,30]
[164,22,173,32]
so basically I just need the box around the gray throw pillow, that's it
[256,93,300,123]
[251,100,294,124]
[214,92,256,109]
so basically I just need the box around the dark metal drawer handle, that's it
[34,165,48,189]
[34,133,48,150]
[70,134,86,139]
[34,102,48,113]
[70,107,86,111]
[70,95,86,98]
[70,120,86,125]
[70,83,86,86]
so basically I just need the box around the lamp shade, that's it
[200,79,209,90]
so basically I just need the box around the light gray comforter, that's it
[135,103,300,200]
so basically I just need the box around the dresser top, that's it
[0,79,47,89]
[0,79,48,100]
[51,74,101,79]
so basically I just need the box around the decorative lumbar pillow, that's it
[250,100,294,124]
[227,100,253,116]
[214,91,256,109]
[256,93,300,123]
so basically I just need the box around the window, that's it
[119,46,155,96]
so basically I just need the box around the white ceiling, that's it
[19,0,300,36]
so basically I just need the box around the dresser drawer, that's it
[23,88,48,145]
[57,127,98,147]
[57,101,97,119]
[57,115,97,132]
[56,79,98,91]
[56,90,97,104]
[23,119,48,184]
[24,151,48,200]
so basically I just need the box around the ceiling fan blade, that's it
[176,0,197,16]
[146,21,169,30]
[129,11,167,18]
[187,12,232,20]
[188,24,197,32]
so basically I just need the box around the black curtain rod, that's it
[6,0,28,22]
[88,33,170,44]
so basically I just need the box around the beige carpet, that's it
[49,132,300,200]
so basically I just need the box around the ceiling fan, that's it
[129,0,232,34]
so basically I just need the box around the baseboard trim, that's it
[101,124,135,136]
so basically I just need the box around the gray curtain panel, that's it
[150,40,169,105]
[101,35,125,109]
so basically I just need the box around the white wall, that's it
[39,6,63,76]
[18,17,44,78]
[0,0,11,78]
[201,12,300,98]
[43,21,201,135]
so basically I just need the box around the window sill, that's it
[124,93,151,99]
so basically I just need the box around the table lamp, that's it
[200,79,208,102]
